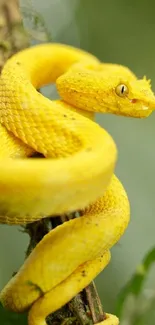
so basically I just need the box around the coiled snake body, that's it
[0,44,154,325]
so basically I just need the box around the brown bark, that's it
[0,0,29,70]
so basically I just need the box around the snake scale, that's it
[0,43,154,325]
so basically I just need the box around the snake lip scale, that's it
[0,43,154,325]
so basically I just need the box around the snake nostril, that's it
[130,98,137,103]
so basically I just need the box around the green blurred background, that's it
[1,0,155,324]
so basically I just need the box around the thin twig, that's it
[85,283,106,323]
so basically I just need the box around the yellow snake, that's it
[0,43,155,325]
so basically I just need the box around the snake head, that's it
[113,76,155,118]
[57,63,155,118]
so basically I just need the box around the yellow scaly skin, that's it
[0,43,154,325]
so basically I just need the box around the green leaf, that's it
[19,0,51,42]
[0,303,27,325]
[115,247,155,322]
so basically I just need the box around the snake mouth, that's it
[124,96,155,118]
[128,108,152,118]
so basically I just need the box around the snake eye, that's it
[115,84,129,97]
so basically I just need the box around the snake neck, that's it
[59,101,95,121]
